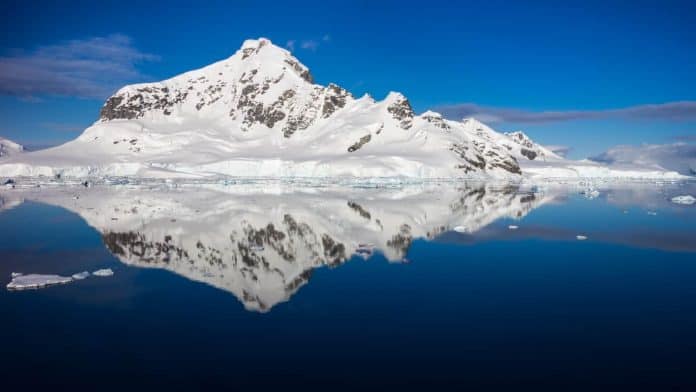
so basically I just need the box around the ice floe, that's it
[7,274,73,290]
[576,235,588,241]
[92,268,114,277]
[7,268,113,290]
[508,225,519,230]
[71,271,90,280]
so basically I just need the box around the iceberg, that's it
[576,235,588,241]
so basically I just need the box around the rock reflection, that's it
[1,183,552,311]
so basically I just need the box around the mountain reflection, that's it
[0,183,553,311]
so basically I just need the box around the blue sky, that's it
[1,0,695,158]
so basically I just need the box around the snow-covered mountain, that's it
[0,137,24,159]
[0,38,522,179]
[0,38,686,180]
[0,183,553,311]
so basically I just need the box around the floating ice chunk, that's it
[576,235,588,241]
[453,226,467,233]
[508,225,519,230]
[671,195,696,205]
[647,211,657,216]
[7,274,72,290]
[92,268,114,277]
[72,271,90,280]
[10,272,23,278]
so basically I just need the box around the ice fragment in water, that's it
[7,274,72,290]
[671,195,695,205]
[508,225,519,230]
[576,235,588,241]
[92,268,114,277]
[453,226,467,233]
[72,271,90,280]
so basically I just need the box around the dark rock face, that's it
[520,148,538,160]
[99,86,189,121]
[450,142,521,175]
[284,58,314,83]
[347,201,371,220]
[387,96,415,129]
[282,87,324,138]
[510,132,534,148]
[387,224,412,257]
[102,231,190,264]
[285,269,313,292]
[347,134,371,152]
[422,112,451,130]
[322,83,351,118]
[321,234,346,266]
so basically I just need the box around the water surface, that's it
[1,182,695,390]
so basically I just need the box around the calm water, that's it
[1,182,695,390]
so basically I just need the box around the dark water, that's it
[1,183,695,390]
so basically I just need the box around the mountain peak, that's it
[238,37,283,59]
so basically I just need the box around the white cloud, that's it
[590,142,696,175]
[434,101,696,124]
[0,34,158,100]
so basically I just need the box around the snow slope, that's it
[0,137,24,159]
[0,38,686,180]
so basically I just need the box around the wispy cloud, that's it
[300,40,320,51]
[0,34,158,100]
[590,142,696,175]
[673,134,696,142]
[286,35,330,52]
[433,101,696,124]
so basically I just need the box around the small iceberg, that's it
[671,195,695,205]
[576,235,588,241]
[508,225,519,230]
[647,211,658,216]
[7,274,72,290]
[72,271,90,280]
[453,226,467,233]
[11,272,23,278]
[92,268,114,277]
